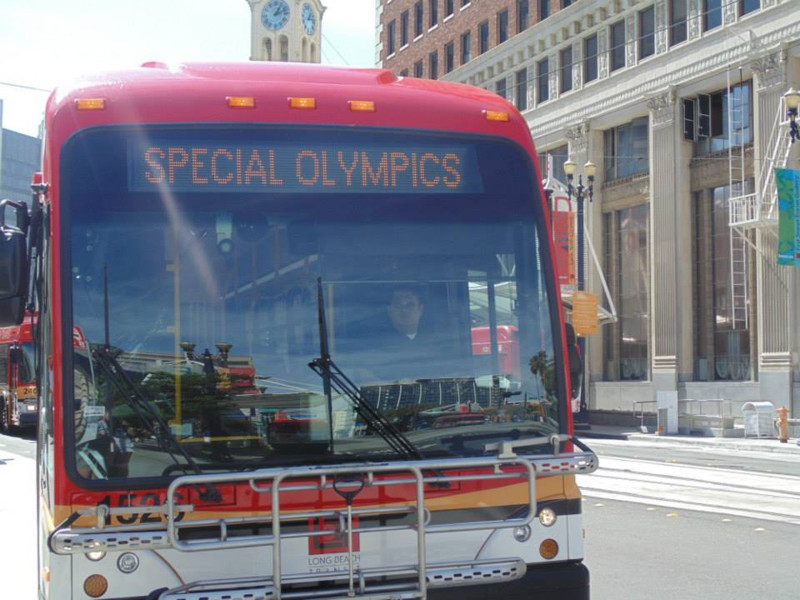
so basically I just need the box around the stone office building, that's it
[376,0,800,420]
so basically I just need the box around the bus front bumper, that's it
[140,561,589,600]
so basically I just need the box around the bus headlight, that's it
[513,525,531,542]
[117,552,139,574]
[539,507,557,527]
[86,550,105,562]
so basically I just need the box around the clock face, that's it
[302,3,317,35]
[262,0,290,31]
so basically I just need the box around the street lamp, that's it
[563,159,596,427]
[785,88,800,144]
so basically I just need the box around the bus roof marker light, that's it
[289,97,317,109]
[349,100,376,112]
[75,98,106,111]
[484,110,510,122]
[227,96,256,108]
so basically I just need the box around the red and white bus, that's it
[0,314,38,430]
[0,62,596,600]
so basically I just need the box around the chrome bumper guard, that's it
[159,558,526,600]
[52,446,598,600]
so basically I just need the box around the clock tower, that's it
[246,0,326,63]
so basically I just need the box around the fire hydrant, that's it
[776,406,789,443]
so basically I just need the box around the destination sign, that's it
[128,140,484,194]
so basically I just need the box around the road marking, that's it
[579,455,800,525]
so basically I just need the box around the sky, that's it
[0,0,376,137]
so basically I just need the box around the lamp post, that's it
[563,158,596,427]
[785,88,800,144]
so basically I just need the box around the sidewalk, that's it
[577,424,800,455]
[0,450,37,599]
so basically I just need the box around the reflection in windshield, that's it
[66,129,561,480]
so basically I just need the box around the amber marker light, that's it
[484,110,510,122]
[83,574,109,598]
[349,100,376,112]
[539,539,559,560]
[289,97,317,109]
[75,98,106,111]
[227,96,256,108]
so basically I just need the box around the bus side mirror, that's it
[0,200,31,326]
[565,323,583,401]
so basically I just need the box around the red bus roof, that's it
[45,62,535,155]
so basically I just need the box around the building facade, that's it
[376,0,800,419]
[246,0,325,62]
[0,100,42,207]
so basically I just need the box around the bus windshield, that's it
[64,126,562,481]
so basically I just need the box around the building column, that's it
[647,91,680,396]
[751,52,794,410]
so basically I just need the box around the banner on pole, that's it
[776,167,800,266]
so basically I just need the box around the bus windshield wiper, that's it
[89,345,214,483]
[85,265,220,500]
[308,278,423,461]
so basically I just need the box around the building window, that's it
[414,1,424,37]
[461,31,471,64]
[610,21,625,71]
[515,68,528,110]
[517,0,529,33]
[401,11,410,46]
[537,58,549,103]
[604,117,649,180]
[445,42,455,73]
[688,82,753,154]
[670,0,687,46]
[540,0,551,19]
[538,144,568,184]
[584,34,598,83]
[498,9,509,43]
[479,20,490,54]
[387,20,396,55]
[414,60,424,78]
[496,78,507,99]
[429,0,438,28]
[445,0,454,17]
[639,7,655,59]
[740,0,759,15]
[563,0,572,6]
[704,0,722,31]
[560,47,573,93]
[429,51,439,79]
[693,186,753,381]
[280,36,289,61]
[615,205,649,381]
[461,0,469,6]
[400,69,409,77]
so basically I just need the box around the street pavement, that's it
[0,434,37,600]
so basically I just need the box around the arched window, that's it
[280,35,289,61]
[264,38,273,61]
[310,42,317,63]
[302,38,308,62]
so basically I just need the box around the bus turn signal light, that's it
[227,96,256,108]
[539,539,559,560]
[349,100,376,112]
[75,98,106,111]
[289,97,317,109]
[484,110,510,122]
[83,574,108,598]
